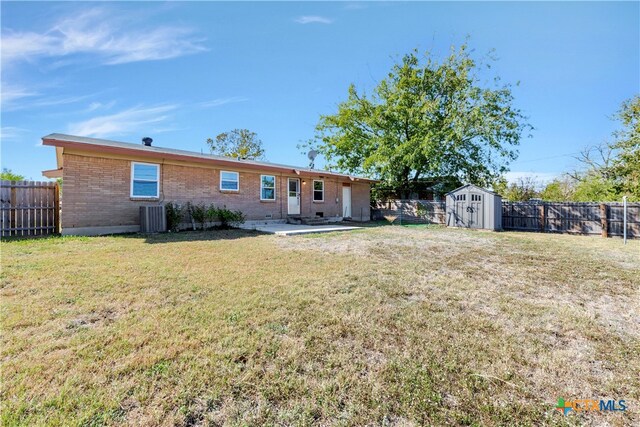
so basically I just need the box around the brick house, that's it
[42,134,375,235]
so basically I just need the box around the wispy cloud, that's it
[344,3,367,11]
[294,15,333,25]
[6,94,98,112]
[0,127,27,140]
[2,86,107,112]
[1,8,207,66]
[67,104,177,138]
[1,83,37,104]
[86,100,116,112]
[198,97,248,108]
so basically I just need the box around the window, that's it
[131,162,159,198]
[313,180,324,202]
[261,175,276,200]
[220,171,239,191]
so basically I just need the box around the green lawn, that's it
[1,226,638,426]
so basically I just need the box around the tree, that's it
[492,176,541,201]
[572,174,619,202]
[491,176,509,196]
[1,168,25,181]
[567,142,616,183]
[206,129,265,160]
[309,43,532,197]
[564,96,639,202]
[540,177,575,201]
[610,95,639,200]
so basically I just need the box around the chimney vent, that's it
[142,137,153,146]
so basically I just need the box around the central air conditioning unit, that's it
[140,205,167,233]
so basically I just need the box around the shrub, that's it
[186,202,208,230]
[216,206,245,228]
[206,204,218,224]
[416,202,430,219]
[181,202,245,230]
[165,202,184,232]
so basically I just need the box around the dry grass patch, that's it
[2,227,638,426]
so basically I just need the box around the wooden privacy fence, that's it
[372,200,446,224]
[1,180,60,237]
[372,199,639,238]
[502,201,639,238]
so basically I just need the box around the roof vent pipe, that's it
[142,137,153,146]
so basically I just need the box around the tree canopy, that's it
[491,95,639,202]
[1,168,25,181]
[310,43,531,196]
[610,95,639,199]
[554,95,639,202]
[207,129,265,160]
[492,176,541,202]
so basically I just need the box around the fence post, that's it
[600,203,608,238]
[623,196,627,245]
[10,183,17,236]
[539,203,545,232]
[54,183,61,234]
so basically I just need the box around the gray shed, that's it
[446,184,502,230]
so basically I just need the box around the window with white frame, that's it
[220,171,239,191]
[131,162,159,198]
[261,175,276,200]
[313,180,324,202]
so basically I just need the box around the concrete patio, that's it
[239,222,362,236]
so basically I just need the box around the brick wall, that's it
[351,183,372,221]
[61,153,371,229]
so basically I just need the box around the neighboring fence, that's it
[1,180,60,237]
[372,200,446,224]
[371,199,639,238]
[502,201,639,238]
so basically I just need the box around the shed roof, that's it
[42,133,377,183]
[445,183,501,197]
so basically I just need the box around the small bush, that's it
[165,202,184,232]
[205,204,218,224]
[180,202,245,230]
[415,202,429,219]
[186,202,208,230]
[216,206,245,228]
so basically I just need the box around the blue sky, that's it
[2,1,638,183]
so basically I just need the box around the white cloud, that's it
[1,83,37,104]
[344,3,367,10]
[86,100,116,112]
[87,102,102,112]
[67,104,177,138]
[0,127,27,140]
[1,32,53,62]
[33,95,91,107]
[1,8,207,66]
[294,16,333,25]
[198,97,248,108]
[2,90,101,112]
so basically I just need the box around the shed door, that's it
[454,193,467,226]
[467,192,484,229]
